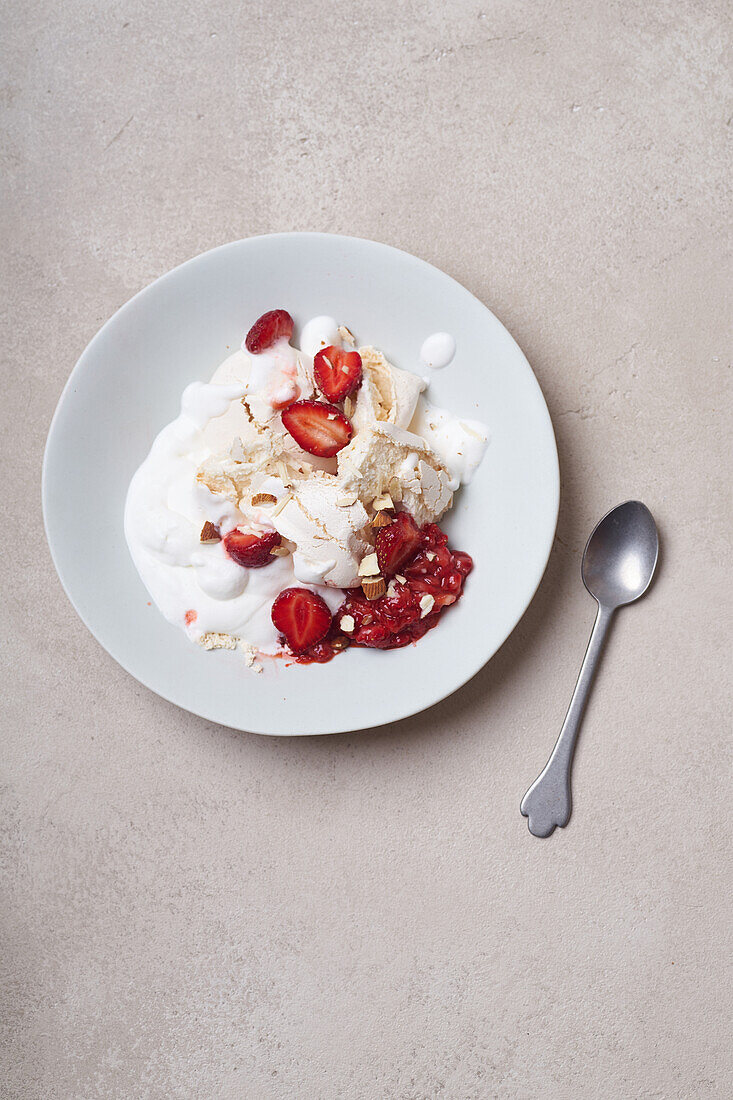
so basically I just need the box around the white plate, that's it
[43,234,559,735]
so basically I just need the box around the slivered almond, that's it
[200,521,221,543]
[371,511,393,529]
[269,546,291,557]
[372,493,393,511]
[251,492,277,507]
[395,574,407,585]
[271,493,292,517]
[362,576,386,600]
[338,325,356,346]
[419,594,435,618]
[275,460,293,487]
[358,553,380,577]
[343,395,355,418]
[388,478,403,502]
[336,494,357,507]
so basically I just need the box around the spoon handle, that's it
[520,603,614,837]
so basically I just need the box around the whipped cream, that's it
[420,332,456,370]
[409,397,489,487]
[125,316,488,660]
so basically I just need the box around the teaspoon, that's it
[520,500,659,837]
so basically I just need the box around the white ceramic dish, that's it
[43,233,559,735]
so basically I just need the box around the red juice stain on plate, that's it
[184,609,197,625]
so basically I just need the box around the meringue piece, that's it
[271,477,371,588]
[198,632,238,650]
[351,346,426,432]
[292,552,336,586]
[206,342,315,445]
[337,421,454,526]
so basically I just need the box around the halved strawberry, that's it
[313,345,363,402]
[271,587,332,654]
[375,511,421,576]
[223,528,281,568]
[245,309,294,354]
[281,399,352,457]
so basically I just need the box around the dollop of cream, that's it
[299,315,341,358]
[409,397,489,486]
[420,332,456,370]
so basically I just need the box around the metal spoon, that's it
[520,501,659,838]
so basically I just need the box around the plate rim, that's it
[42,231,560,735]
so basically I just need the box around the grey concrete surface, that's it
[2,1,731,1097]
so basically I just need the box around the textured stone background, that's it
[2,1,731,1097]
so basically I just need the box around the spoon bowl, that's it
[582,500,659,609]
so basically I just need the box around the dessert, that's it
[124,310,488,665]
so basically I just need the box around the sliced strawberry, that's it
[281,399,353,457]
[245,309,294,354]
[223,528,281,568]
[271,587,332,654]
[375,511,422,576]
[313,345,363,402]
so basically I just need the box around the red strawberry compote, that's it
[292,516,472,661]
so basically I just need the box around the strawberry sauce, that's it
[293,517,472,663]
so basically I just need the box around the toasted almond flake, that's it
[331,636,349,650]
[362,613,374,624]
[425,551,436,561]
[322,355,333,370]
[338,325,356,346]
[419,594,435,618]
[251,492,277,507]
[275,460,293,488]
[200,521,221,544]
[270,546,291,556]
[336,494,357,507]
[387,580,399,597]
[372,493,393,511]
[271,493,292,517]
[362,576,386,600]
[395,574,407,585]
[327,413,337,420]
[340,614,355,633]
[371,511,393,529]
[343,396,355,418]
[358,553,380,577]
